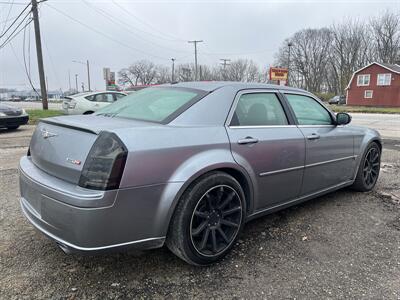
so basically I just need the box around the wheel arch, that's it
[162,163,255,238]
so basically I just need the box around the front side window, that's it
[364,90,373,98]
[286,94,332,125]
[357,74,370,86]
[95,87,204,123]
[230,93,288,126]
[377,73,391,86]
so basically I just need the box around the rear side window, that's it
[231,93,288,126]
[114,93,126,100]
[94,93,114,103]
[286,94,332,125]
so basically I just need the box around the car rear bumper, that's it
[19,156,183,253]
[0,114,29,128]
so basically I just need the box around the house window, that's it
[377,73,391,86]
[364,90,373,99]
[357,74,370,86]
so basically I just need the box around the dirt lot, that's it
[0,126,399,299]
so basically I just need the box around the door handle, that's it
[238,137,259,145]
[306,133,320,140]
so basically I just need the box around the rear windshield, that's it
[95,87,205,123]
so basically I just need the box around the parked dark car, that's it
[19,82,380,265]
[328,95,346,105]
[0,103,29,130]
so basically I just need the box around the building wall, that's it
[347,64,400,107]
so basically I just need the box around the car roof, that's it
[162,81,306,93]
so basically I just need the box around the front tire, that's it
[352,142,381,192]
[7,125,19,130]
[166,172,246,265]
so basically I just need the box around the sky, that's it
[0,0,399,91]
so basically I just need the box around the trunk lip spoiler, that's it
[40,119,99,135]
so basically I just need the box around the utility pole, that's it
[171,58,176,82]
[86,60,91,91]
[31,0,48,109]
[220,58,231,80]
[75,74,78,92]
[287,42,293,86]
[73,60,91,91]
[68,70,71,91]
[188,40,203,81]
[220,58,231,69]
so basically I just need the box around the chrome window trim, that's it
[229,125,297,129]
[297,125,335,128]
[259,155,358,177]
[225,89,290,127]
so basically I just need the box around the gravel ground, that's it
[0,126,399,299]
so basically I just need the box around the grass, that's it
[27,109,64,125]
[328,105,400,114]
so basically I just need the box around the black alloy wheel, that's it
[166,171,246,265]
[352,142,381,192]
[190,185,242,257]
[362,146,380,188]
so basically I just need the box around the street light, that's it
[287,42,293,86]
[72,60,91,91]
[74,74,78,92]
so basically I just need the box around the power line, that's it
[22,17,40,97]
[0,1,28,4]
[1,0,15,35]
[111,0,186,43]
[0,13,31,49]
[0,2,30,39]
[45,3,169,61]
[81,0,190,54]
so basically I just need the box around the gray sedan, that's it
[19,82,381,265]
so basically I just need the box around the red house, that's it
[346,62,400,107]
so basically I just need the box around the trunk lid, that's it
[30,115,157,184]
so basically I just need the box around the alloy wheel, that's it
[362,147,380,188]
[190,185,243,257]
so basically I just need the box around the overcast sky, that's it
[0,0,398,91]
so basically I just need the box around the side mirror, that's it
[336,112,351,125]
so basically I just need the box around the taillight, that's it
[78,132,128,190]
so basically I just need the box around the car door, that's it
[226,90,306,211]
[283,92,356,196]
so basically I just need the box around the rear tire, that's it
[351,142,381,192]
[83,111,94,115]
[7,125,19,130]
[166,172,246,265]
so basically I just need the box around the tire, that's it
[7,125,19,130]
[166,171,246,265]
[351,142,381,192]
[83,111,94,115]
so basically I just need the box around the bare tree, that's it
[328,20,372,94]
[117,68,138,88]
[370,11,400,64]
[155,65,171,84]
[276,28,332,92]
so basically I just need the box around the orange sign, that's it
[269,67,288,81]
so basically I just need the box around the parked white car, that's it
[62,91,127,115]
